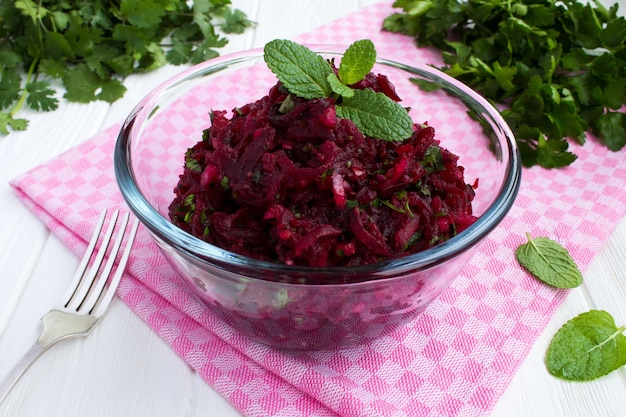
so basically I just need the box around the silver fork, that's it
[0,208,139,403]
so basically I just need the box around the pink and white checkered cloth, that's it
[10,2,626,416]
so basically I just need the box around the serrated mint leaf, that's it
[546,310,626,381]
[327,73,354,98]
[264,39,332,99]
[338,39,376,85]
[336,88,413,142]
[515,233,583,288]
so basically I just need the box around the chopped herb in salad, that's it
[168,39,478,267]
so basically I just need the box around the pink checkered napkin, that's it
[10,2,626,417]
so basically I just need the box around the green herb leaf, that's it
[338,39,376,85]
[546,310,626,381]
[25,81,58,112]
[515,233,583,288]
[336,88,413,141]
[0,112,28,135]
[593,111,626,152]
[264,39,332,99]
[327,73,354,98]
[120,0,165,29]
[0,68,22,108]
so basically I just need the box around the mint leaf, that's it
[264,39,332,99]
[546,310,626,381]
[327,73,354,98]
[336,89,413,142]
[515,233,583,288]
[338,39,376,85]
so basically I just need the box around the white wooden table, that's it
[1,1,625,416]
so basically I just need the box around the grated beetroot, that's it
[169,71,478,267]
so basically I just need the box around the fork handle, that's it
[0,341,46,404]
[0,311,100,404]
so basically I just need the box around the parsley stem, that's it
[10,57,39,117]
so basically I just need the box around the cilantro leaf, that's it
[0,68,22,109]
[547,310,626,381]
[338,39,376,85]
[593,111,626,151]
[120,0,165,29]
[264,39,332,99]
[336,89,413,142]
[0,112,28,135]
[62,64,126,103]
[220,8,255,34]
[515,233,583,288]
[26,81,58,111]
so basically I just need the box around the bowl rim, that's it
[114,44,522,283]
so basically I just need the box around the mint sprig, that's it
[263,39,413,142]
[547,310,626,381]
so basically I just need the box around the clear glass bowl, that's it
[114,46,522,350]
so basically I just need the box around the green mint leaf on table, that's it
[264,39,413,142]
[382,0,626,168]
[515,233,583,288]
[0,0,253,135]
[264,39,333,99]
[337,89,413,142]
[547,310,626,381]
[338,39,376,85]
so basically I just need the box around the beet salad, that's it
[168,39,478,267]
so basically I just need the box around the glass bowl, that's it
[114,45,522,350]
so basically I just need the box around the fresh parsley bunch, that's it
[0,0,253,134]
[383,0,626,168]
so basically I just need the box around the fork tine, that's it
[78,211,130,314]
[60,209,108,309]
[92,217,139,317]
[64,209,120,311]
